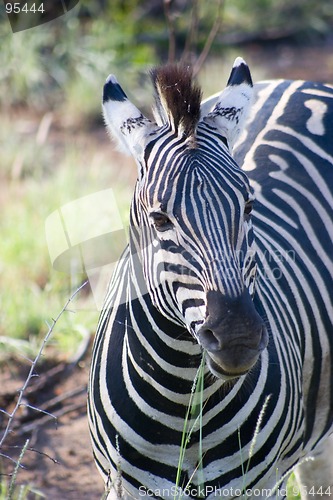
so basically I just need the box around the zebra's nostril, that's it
[198,327,222,351]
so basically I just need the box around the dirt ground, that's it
[2,40,333,500]
[1,358,105,499]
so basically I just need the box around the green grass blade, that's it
[174,352,206,500]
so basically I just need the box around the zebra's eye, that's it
[150,212,173,232]
[244,201,254,219]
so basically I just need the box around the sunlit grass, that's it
[0,111,134,361]
[175,357,303,499]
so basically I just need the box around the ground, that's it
[0,352,103,500]
[1,357,105,499]
[2,40,333,500]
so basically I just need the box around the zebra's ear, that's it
[102,74,158,157]
[201,58,253,150]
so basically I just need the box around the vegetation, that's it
[1,0,333,110]
[0,0,331,496]
[0,113,133,359]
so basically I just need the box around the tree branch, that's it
[193,0,224,77]
[164,0,177,64]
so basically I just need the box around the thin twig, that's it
[11,385,87,432]
[193,0,224,77]
[164,0,176,64]
[164,0,224,78]
[0,451,26,468]
[2,445,59,466]
[32,385,86,415]
[181,0,199,65]
[0,281,88,451]
[14,400,87,436]
[0,363,66,409]
[25,363,67,395]
[1,330,90,409]
[20,404,57,421]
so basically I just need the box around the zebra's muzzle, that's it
[197,290,268,379]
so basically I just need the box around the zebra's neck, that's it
[129,251,201,356]
[126,244,232,406]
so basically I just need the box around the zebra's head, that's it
[103,58,268,380]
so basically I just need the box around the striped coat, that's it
[88,60,333,499]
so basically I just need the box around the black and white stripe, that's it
[88,61,333,499]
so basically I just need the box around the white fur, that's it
[102,75,158,158]
[200,59,253,151]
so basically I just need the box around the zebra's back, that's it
[235,79,333,451]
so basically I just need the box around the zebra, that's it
[88,58,333,499]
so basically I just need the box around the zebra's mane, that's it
[151,64,202,140]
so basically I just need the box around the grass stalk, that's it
[7,439,29,500]
[174,352,206,500]
[245,394,271,478]
[269,457,314,498]
[192,355,205,496]
[238,394,271,498]
[237,427,246,495]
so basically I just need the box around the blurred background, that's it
[1,0,333,363]
[0,0,333,497]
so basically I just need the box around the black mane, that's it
[151,64,202,139]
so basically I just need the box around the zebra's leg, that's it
[294,434,333,499]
